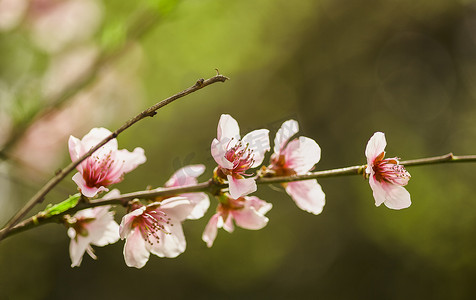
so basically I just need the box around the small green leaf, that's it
[43,193,81,218]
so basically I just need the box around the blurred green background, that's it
[1,0,476,299]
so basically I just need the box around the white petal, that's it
[368,176,387,207]
[102,189,121,200]
[81,127,117,152]
[285,180,326,215]
[383,185,411,209]
[68,135,83,162]
[282,137,321,174]
[232,207,269,230]
[211,139,234,169]
[119,207,145,239]
[91,218,120,247]
[150,222,186,258]
[217,114,240,141]
[365,132,386,165]
[227,175,257,199]
[222,214,235,233]
[165,164,205,187]
[369,176,411,209]
[115,147,147,174]
[123,228,150,269]
[242,129,270,167]
[160,197,194,221]
[202,214,219,248]
[69,235,90,267]
[274,119,299,154]
[181,192,210,220]
[246,196,273,215]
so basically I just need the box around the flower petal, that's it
[80,127,118,151]
[217,114,240,141]
[222,214,235,233]
[211,138,234,169]
[227,175,257,199]
[285,180,326,215]
[274,119,299,155]
[68,135,83,162]
[282,137,321,174]
[90,217,120,247]
[119,206,145,239]
[369,176,411,209]
[246,196,273,215]
[202,214,220,248]
[365,132,386,166]
[165,164,205,187]
[160,197,194,221]
[69,233,90,267]
[150,221,186,258]
[123,228,150,269]
[232,207,269,230]
[102,189,121,199]
[115,147,146,174]
[242,129,270,167]
[180,192,210,220]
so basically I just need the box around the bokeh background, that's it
[1,0,476,299]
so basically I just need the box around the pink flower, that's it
[211,114,270,199]
[202,193,272,248]
[163,165,210,220]
[365,132,411,209]
[119,197,193,269]
[269,120,325,215]
[69,127,146,198]
[67,191,120,267]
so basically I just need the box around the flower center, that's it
[224,139,255,174]
[83,151,124,188]
[268,154,296,176]
[373,156,411,186]
[135,209,172,245]
[65,215,96,240]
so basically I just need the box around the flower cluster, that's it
[64,117,411,268]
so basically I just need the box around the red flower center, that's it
[373,152,410,185]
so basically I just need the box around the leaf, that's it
[42,193,81,218]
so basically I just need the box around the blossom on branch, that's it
[68,127,146,198]
[163,164,210,220]
[365,132,411,209]
[119,197,193,268]
[67,190,120,267]
[202,193,272,247]
[211,114,270,199]
[268,120,325,215]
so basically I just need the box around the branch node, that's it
[196,78,205,86]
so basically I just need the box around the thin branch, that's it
[1,152,475,240]
[0,74,229,241]
[400,153,476,166]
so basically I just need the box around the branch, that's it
[1,152,475,240]
[0,73,229,240]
